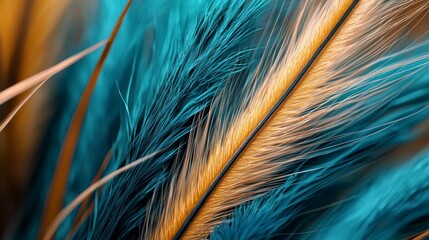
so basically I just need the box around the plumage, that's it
[22,0,274,237]
[146,0,429,239]
[309,148,429,239]
[40,2,132,235]
[3,0,429,239]
[70,0,270,239]
[210,41,429,240]
[11,0,130,238]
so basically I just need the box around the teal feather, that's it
[6,1,429,239]
[72,0,271,239]
[11,1,127,238]
[310,147,429,239]
[210,39,429,240]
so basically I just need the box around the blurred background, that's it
[0,0,97,235]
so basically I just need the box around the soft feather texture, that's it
[12,1,128,238]
[210,40,429,240]
[71,0,272,239]
[308,147,429,239]
[6,0,429,239]
[147,0,429,239]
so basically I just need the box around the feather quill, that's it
[11,0,131,238]
[39,1,133,236]
[210,40,429,239]
[68,0,270,239]
[146,0,429,239]
[0,40,106,131]
[9,0,429,239]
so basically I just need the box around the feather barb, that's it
[38,1,132,238]
[147,0,429,239]
[149,0,358,239]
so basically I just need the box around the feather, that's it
[67,0,270,239]
[11,0,131,238]
[38,1,133,237]
[413,230,429,240]
[0,0,73,230]
[210,41,429,240]
[307,147,429,240]
[10,0,197,237]
[43,151,160,240]
[0,40,106,131]
[6,0,429,239]
[145,0,429,239]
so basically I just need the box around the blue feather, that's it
[72,0,270,239]
[310,147,429,239]
[8,1,429,239]
[11,1,128,238]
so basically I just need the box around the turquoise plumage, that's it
[5,0,429,239]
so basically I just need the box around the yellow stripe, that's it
[152,0,356,239]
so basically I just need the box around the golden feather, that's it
[144,0,429,239]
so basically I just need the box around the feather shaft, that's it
[0,41,106,133]
[149,0,429,239]
[149,0,361,239]
[173,1,359,238]
[68,149,112,235]
[413,230,429,240]
[43,150,160,240]
[0,40,106,105]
